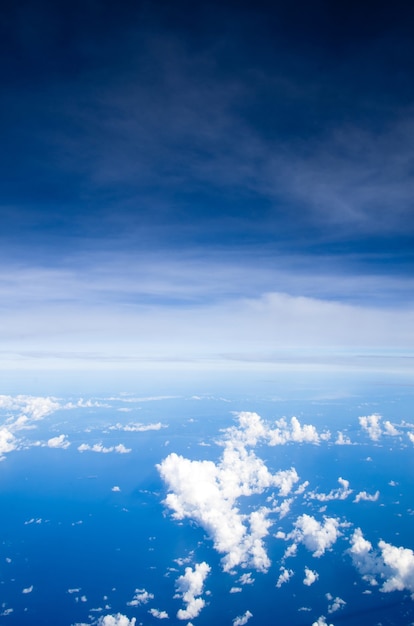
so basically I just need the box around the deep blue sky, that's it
[1,0,414,374]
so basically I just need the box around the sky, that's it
[1,0,414,381]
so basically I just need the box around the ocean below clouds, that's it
[1,378,414,626]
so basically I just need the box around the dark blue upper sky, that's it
[1,0,414,372]
[2,0,414,261]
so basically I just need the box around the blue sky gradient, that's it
[1,0,414,376]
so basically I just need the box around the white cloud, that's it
[96,616,136,626]
[312,616,333,626]
[307,477,352,502]
[287,514,342,557]
[349,528,414,594]
[47,434,70,449]
[229,587,242,593]
[359,414,382,441]
[175,562,210,620]
[353,490,379,503]
[112,486,121,492]
[327,595,346,613]
[267,416,324,446]
[303,567,318,586]
[238,573,255,585]
[148,609,169,619]
[335,431,352,445]
[408,432,414,445]
[109,422,165,432]
[127,589,154,606]
[233,610,253,626]
[77,443,131,454]
[383,421,400,436]
[276,567,294,588]
[22,585,33,594]
[158,412,304,572]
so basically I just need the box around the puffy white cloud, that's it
[383,421,400,436]
[96,616,136,626]
[238,573,254,585]
[175,562,210,621]
[287,515,342,557]
[127,589,154,606]
[359,414,382,441]
[326,594,346,613]
[312,616,333,626]
[111,486,121,492]
[22,585,33,594]
[233,610,253,626]
[349,528,414,594]
[335,431,352,445]
[307,477,352,502]
[47,434,70,449]
[408,432,414,445]
[303,567,318,586]
[353,490,379,503]
[0,427,17,457]
[148,609,169,619]
[276,567,294,588]
[229,587,242,593]
[267,416,325,446]
[77,443,131,454]
[158,412,303,572]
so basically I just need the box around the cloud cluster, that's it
[307,477,352,502]
[284,515,342,558]
[0,394,61,458]
[349,529,414,594]
[77,443,131,454]
[109,422,165,432]
[175,562,210,620]
[126,589,154,606]
[158,413,304,571]
[73,615,136,626]
[233,610,253,626]
[276,567,293,588]
[359,414,400,441]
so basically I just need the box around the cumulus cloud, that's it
[77,443,131,454]
[335,431,352,445]
[175,562,210,620]
[267,416,325,446]
[22,585,33,594]
[276,567,294,588]
[47,434,70,449]
[73,615,136,626]
[0,395,62,458]
[303,567,318,586]
[353,490,380,503]
[112,486,121,492]
[307,477,352,502]
[233,610,253,626]
[127,589,154,606]
[326,593,346,613]
[96,616,136,626]
[158,412,303,571]
[286,515,342,557]
[148,609,169,619]
[358,414,400,442]
[312,616,333,626]
[349,528,414,594]
[359,414,382,441]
